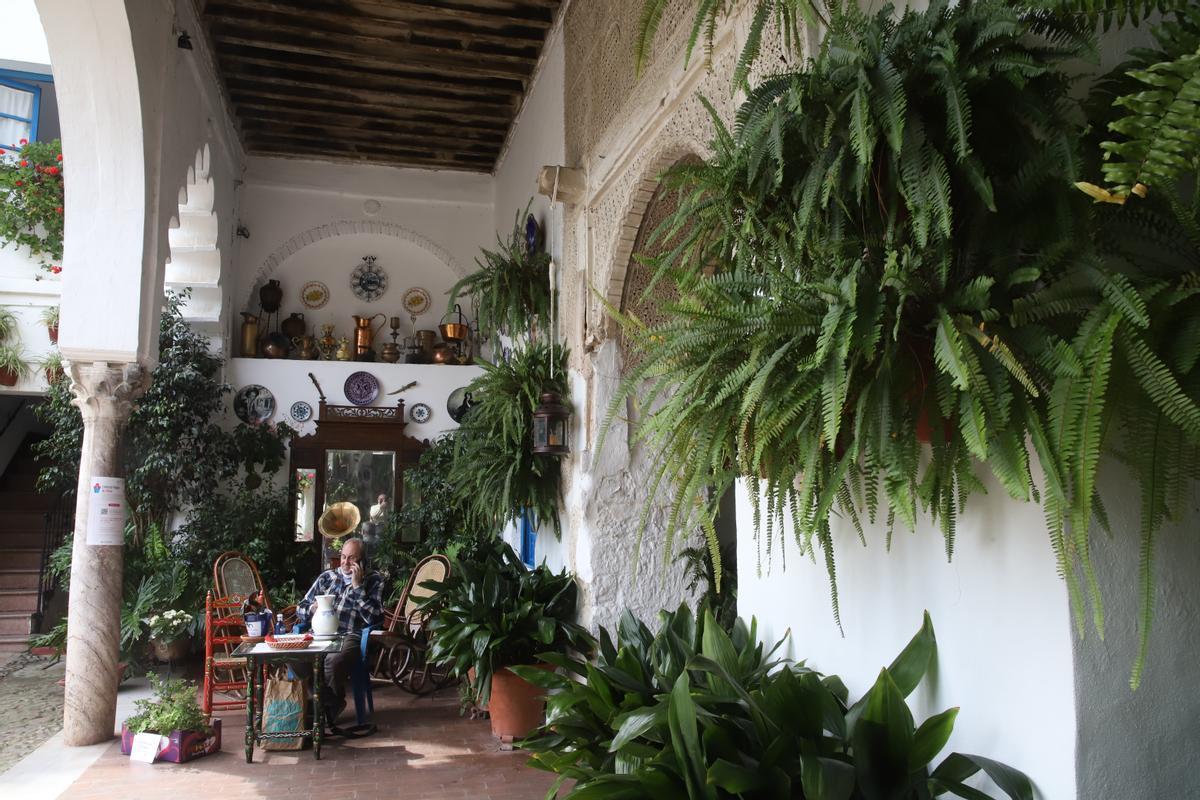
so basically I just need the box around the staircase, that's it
[0,440,56,652]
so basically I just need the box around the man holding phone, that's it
[296,537,384,725]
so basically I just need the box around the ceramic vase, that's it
[311,594,339,636]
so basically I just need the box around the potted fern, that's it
[447,201,551,343]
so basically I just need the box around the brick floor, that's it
[55,685,562,800]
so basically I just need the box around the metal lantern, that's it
[532,391,570,456]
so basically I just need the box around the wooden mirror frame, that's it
[289,398,428,555]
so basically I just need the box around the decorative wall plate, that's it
[300,281,330,310]
[344,371,380,406]
[290,401,313,423]
[351,255,388,302]
[401,286,432,316]
[447,386,475,423]
[234,384,275,424]
[409,402,432,424]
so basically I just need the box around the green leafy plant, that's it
[615,0,1200,689]
[38,350,63,383]
[0,341,30,382]
[0,308,17,340]
[124,674,210,735]
[0,138,64,274]
[40,304,59,330]
[450,340,570,537]
[424,537,593,707]
[521,608,1032,800]
[448,201,552,342]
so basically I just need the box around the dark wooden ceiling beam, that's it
[203,1,546,51]
[234,102,507,138]
[223,73,514,114]
[207,24,536,82]
[235,108,506,142]
[333,0,554,30]
[240,118,501,156]
[216,47,525,96]
[246,132,495,166]
[218,54,521,109]
[246,144,493,173]
[227,86,511,127]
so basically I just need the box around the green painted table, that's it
[231,635,345,762]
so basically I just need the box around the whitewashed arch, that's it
[244,220,465,312]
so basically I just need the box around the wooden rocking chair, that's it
[370,554,452,694]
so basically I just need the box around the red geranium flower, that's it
[55,206,63,214]
[50,266,62,274]
[19,138,27,145]
[14,180,22,187]
[46,167,58,176]
[56,154,62,162]
[19,160,27,167]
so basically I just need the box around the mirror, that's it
[294,468,317,541]
[324,449,396,530]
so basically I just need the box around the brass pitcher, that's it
[352,313,387,360]
[240,312,260,357]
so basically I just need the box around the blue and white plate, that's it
[290,401,313,423]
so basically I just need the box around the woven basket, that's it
[263,635,311,651]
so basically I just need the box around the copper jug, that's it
[352,314,386,360]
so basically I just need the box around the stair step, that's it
[0,588,40,612]
[0,612,33,637]
[0,633,33,652]
[0,511,48,529]
[0,532,49,549]
[0,473,39,493]
[0,491,58,510]
[0,549,45,569]
[0,570,41,590]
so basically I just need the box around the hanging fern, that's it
[614,0,1200,690]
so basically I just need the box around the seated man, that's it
[296,537,384,725]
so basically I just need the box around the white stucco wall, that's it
[735,476,1078,800]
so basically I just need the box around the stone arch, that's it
[603,141,706,338]
[244,220,465,312]
[166,145,223,326]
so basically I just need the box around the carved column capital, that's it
[67,361,150,423]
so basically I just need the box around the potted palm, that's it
[424,537,592,739]
[121,674,221,763]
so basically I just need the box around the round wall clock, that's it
[351,255,388,302]
[290,400,313,423]
[409,402,432,424]
[300,281,330,310]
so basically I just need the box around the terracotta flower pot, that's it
[488,664,552,740]
[0,367,18,387]
[152,635,191,663]
[47,324,58,345]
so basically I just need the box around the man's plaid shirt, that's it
[298,569,385,634]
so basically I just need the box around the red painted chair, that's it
[202,591,251,714]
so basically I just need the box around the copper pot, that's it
[439,304,470,342]
[431,343,454,364]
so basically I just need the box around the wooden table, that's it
[231,636,345,762]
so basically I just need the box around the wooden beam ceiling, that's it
[201,0,561,172]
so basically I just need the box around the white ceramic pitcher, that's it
[311,594,338,636]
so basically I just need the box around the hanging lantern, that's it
[532,391,570,456]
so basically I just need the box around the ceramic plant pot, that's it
[0,367,18,387]
[487,664,551,740]
[152,635,191,663]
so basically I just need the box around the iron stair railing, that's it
[35,491,73,631]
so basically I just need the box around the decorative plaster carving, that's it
[245,219,466,312]
[68,360,150,423]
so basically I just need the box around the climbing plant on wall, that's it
[0,138,64,274]
[615,0,1200,687]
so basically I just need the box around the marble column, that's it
[62,361,148,746]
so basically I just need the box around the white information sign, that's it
[85,477,126,545]
[129,732,165,763]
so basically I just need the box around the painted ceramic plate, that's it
[447,386,475,423]
[402,286,432,316]
[351,255,388,302]
[234,384,275,425]
[300,281,330,310]
[344,371,380,406]
[409,402,432,424]
[290,401,313,423]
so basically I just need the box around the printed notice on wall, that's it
[86,477,126,545]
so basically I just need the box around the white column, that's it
[61,361,148,746]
